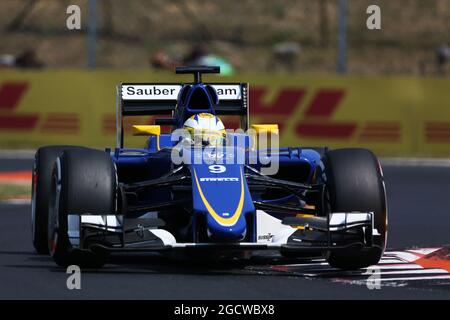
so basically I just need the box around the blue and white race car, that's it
[31,66,387,269]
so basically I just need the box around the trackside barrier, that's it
[0,70,450,157]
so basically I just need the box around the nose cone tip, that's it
[207,224,247,242]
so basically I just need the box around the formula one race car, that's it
[31,66,387,269]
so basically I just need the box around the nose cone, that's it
[191,163,254,242]
[207,216,247,242]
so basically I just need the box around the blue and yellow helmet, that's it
[183,113,226,146]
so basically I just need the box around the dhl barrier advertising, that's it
[0,70,450,156]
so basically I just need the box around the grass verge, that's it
[0,183,31,200]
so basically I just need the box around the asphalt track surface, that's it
[0,158,449,299]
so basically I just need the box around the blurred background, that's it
[0,0,450,157]
[1,0,450,74]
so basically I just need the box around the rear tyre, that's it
[32,146,83,254]
[323,148,387,270]
[48,148,116,268]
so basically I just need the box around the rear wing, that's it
[115,82,249,147]
[118,83,248,115]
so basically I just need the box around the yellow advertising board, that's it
[0,70,449,157]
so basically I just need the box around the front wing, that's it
[66,210,380,256]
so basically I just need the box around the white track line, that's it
[368,264,423,270]
[370,269,448,275]
[275,262,330,267]
[330,269,447,276]
[277,263,422,271]
[0,199,31,205]
[301,265,428,277]
[376,275,450,281]
[378,259,408,264]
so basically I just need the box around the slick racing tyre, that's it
[32,145,84,254]
[323,148,387,270]
[48,148,116,268]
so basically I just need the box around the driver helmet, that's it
[183,113,226,146]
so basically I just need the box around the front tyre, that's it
[32,146,83,254]
[48,148,116,268]
[323,148,387,269]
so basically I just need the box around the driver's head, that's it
[183,113,226,146]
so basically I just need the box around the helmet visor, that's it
[186,128,226,146]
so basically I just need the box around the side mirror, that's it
[251,124,279,135]
[250,124,279,150]
[132,125,161,136]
